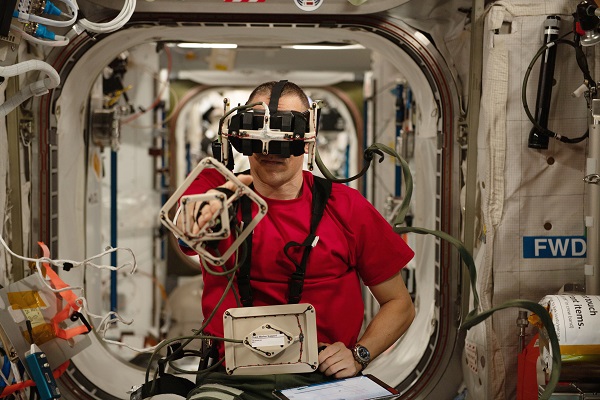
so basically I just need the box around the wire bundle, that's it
[0,60,60,118]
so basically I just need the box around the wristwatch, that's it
[352,343,371,371]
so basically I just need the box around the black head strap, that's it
[268,80,288,114]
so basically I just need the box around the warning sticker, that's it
[465,340,478,374]
[250,334,286,348]
[7,290,56,344]
[542,295,600,345]
[21,323,55,346]
[8,291,47,310]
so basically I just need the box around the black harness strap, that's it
[238,191,254,307]
[284,176,332,304]
[238,176,332,306]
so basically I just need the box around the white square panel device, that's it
[223,303,319,375]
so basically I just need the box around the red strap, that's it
[38,242,91,339]
[575,21,586,37]
[0,360,69,398]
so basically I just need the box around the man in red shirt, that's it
[177,81,415,399]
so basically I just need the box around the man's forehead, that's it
[251,94,308,112]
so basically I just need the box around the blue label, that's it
[523,236,587,258]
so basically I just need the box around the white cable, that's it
[75,297,133,326]
[10,24,69,47]
[13,0,78,28]
[0,59,60,85]
[75,0,136,34]
[101,338,165,353]
[33,259,84,294]
[15,13,76,28]
[76,296,165,353]
[0,234,137,295]
[75,298,160,354]
[40,245,138,274]
[0,232,152,351]
[10,363,28,400]
[0,59,61,118]
[9,361,22,385]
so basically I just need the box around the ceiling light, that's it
[282,44,365,50]
[177,43,238,49]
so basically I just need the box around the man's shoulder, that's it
[302,171,366,204]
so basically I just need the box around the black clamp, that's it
[364,148,385,163]
[70,311,93,334]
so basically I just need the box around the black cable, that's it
[28,386,38,400]
[522,35,591,145]
[144,235,248,391]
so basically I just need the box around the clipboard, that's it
[272,374,400,400]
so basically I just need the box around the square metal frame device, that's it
[223,303,318,375]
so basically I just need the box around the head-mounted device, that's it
[217,80,319,170]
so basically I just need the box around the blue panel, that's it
[523,236,587,258]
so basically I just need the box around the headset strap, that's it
[268,80,288,114]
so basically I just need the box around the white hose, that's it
[0,60,60,118]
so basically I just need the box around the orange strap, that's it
[38,242,91,339]
[0,360,69,398]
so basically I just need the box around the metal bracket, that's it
[223,303,318,375]
[159,157,267,266]
[584,174,600,184]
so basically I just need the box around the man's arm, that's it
[318,272,415,378]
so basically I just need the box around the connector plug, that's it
[23,320,60,400]
[33,24,55,40]
[25,345,61,400]
[44,1,63,16]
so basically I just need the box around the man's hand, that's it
[176,174,253,235]
[317,342,361,379]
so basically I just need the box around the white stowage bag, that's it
[540,295,600,346]
[536,295,600,384]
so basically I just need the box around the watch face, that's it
[356,345,370,361]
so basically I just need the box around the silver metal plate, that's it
[223,303,319,375]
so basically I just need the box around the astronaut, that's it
[175,80,415,399]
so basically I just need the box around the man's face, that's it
[247,94,307,188]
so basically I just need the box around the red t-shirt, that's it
[181,169,414,355]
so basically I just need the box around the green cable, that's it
[315,142,413,224]
[145,236,248,387]
[318,140,561,397]
[395,226,561,400]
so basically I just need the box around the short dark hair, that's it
[247,81,310,110]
